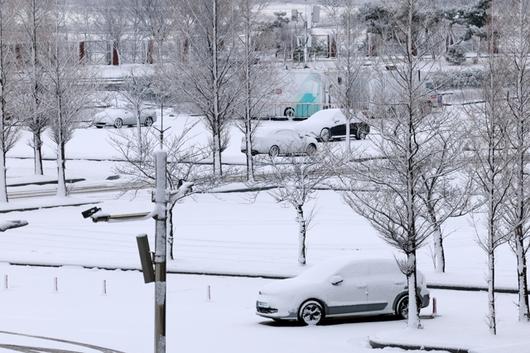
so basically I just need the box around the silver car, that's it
[256,258,430,325]
[241,128,318,157]
[93,107,157,129]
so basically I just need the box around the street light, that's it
[81,151,192,353]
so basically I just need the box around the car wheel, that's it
[96,126,103,129]
[298,300,324,326]
[269,145,280,158]
[395,295,420,320]
[395,295,409,319]
[284,107,295,118]
[355,129,367,140]
[320,128,331,142]
[306,144,317,156]
[144,117,154,127]
[114,118,124,129]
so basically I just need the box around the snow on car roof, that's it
[297,257,397,279]
[304,108,344,121]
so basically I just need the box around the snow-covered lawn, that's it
[0,189,521,290]
[0,265,527,353]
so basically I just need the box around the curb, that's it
[427,283,518,294]
[0,201,100,214]
[369,338,469,353]
[0,261,522,294]
[7,178,86,188]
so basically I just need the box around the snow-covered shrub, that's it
[445,44,466,65]
[431,69,485,90]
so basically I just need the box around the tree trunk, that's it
[33,132,43,175]
[406,252,421,329]
[136,110,142,159]
[31,0,43,176]
[433,223,445,273]
[345,119,351,156]
[212,0,222,179]
[212,128,222,178]
[0,148,6,203]
[296,204,307,265]
[488,247,496,334]
[514,226,530,321]
[56,140,67,197]
[244,3,255,183]
[245,120,254,182]
[428,207,445,273]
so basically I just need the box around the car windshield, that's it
[296,258,352,280]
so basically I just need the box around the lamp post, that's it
[153,151,167,353]
[82,151,170,353]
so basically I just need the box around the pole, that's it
[154,151,167,353]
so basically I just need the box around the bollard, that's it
[207,285,211,302]
[4,274,7,290]
[432,297,437,316]
[54,277,58,292]
[103,280,107,295]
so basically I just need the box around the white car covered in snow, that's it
[256,258,430,325]
[92,107,157,129]
[241,128,318,157]
[296,108,370,142]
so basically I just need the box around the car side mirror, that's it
[330,275,343,286]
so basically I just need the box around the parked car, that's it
[241,128,318,157]
[296,108,370,142]
[93,107,156,128]
[256,258,430,325]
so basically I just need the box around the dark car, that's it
[297,109,370,142]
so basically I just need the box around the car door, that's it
[120,109,133,125]
[331,123,346,138]
[366,264,405,313]
[324,265,370,316]
[275,130,294,154]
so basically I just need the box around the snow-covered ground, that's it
[0,265,527,353]
[3,106,529,352]
[0,188,521,290]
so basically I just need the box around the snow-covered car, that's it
[241,128,318,157]
[92,108,156,128]
[256,258,430,325]
[296,108,370,142]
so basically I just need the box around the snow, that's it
[0,188,522,292]
[0,264,528,353]
[2,90,529,351]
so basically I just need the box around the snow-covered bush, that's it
[431,69,485,90]
[446,44,466,65]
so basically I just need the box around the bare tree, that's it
[44,4,94,197]
[120,72,153,158]
[112,123,211,260]
[176,0,242,179]
[499,0,530,322]
[0,0,20,203]
[266,151,331,266]
[331,0,365,155]
[466,3,513,333]
[16,0,54,176]
[132,0,177,64]
[342,0,444,329]
[94,0,129,65]
[236,0,276,182]
[417,115,477,273]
